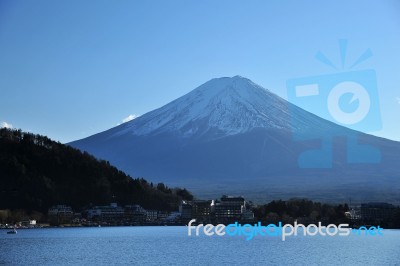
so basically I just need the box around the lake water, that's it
[1,227,399,265]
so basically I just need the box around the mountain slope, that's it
[0,128,193,212]
[69,76,400,203]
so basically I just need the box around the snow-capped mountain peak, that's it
[116,76,290,137]
[70,76,400,202]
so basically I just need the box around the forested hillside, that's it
[0,128,193,213]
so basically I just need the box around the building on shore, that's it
[192,200,213,222]
[214,195,246,223]
[179,199,214,223]
[179,201,192,222]
[345,207,361,221]
[163,212,181,223]
[48,195,255,225]
[157,211,169,221]
[145,210,159,222]
[19,220,37,227]
[48,205,74,225]
[124,205,147,223]
[87,203,125,222]
[179,195,253,224]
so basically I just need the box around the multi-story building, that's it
[87,203,124,222]
[179,201,193,221]
[146,210,158,222]
[214,196,245,222]
[157,211,169,220]
[19,220,37,227]
[124,205,147,222]
[345,207,361,221]
[48,205,74,224]
[192,200,213,222]
[179,196,254,224]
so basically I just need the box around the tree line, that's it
[0,128,193,216]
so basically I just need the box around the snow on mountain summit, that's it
[70,76,400,202]
[116,76,291,138]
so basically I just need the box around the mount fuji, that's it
[69,76,400,203]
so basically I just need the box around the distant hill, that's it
[70,76,400,203]
[0,128,193,213]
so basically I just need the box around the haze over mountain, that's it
[70,76,400,203]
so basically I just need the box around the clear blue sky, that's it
[0,0,399,143]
